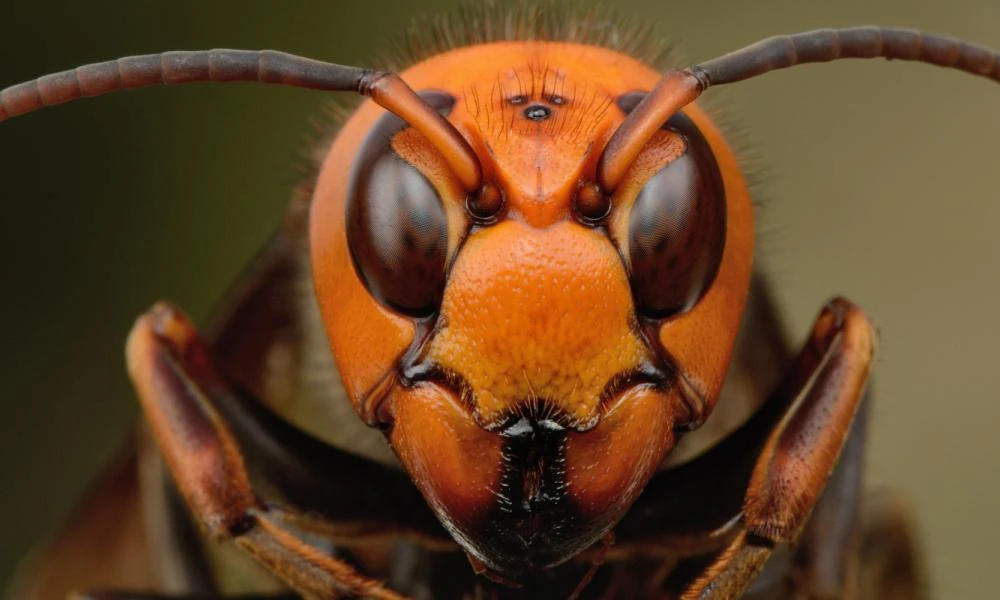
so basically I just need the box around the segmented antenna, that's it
[0,49,481,191]
[600,26,1000,191]
[696,26,999,86]
[0,50,370,121]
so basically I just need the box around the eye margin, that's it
[344,91,458,320]
[614,91,728,321]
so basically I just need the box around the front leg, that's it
[124,302,407,600]
[681,298,875,600]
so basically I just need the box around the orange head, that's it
[310,41,753,576]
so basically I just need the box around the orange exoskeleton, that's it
[3,4,996,599]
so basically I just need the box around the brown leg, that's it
[777,393,870,599]
[126,302,407,600]
[857,490,928,600]
[678,298,876,599]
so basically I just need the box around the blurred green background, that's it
[1,0,998,597]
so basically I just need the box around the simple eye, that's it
[346,92,455,318]
[622,102,727,319]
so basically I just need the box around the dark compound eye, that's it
[618,92,727,319]
[346,92,455,318]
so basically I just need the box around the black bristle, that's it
[378,0,678,73]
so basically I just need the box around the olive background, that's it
[0,0,997,597]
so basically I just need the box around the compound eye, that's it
[626,112,727,319]
[346,92,454,318]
